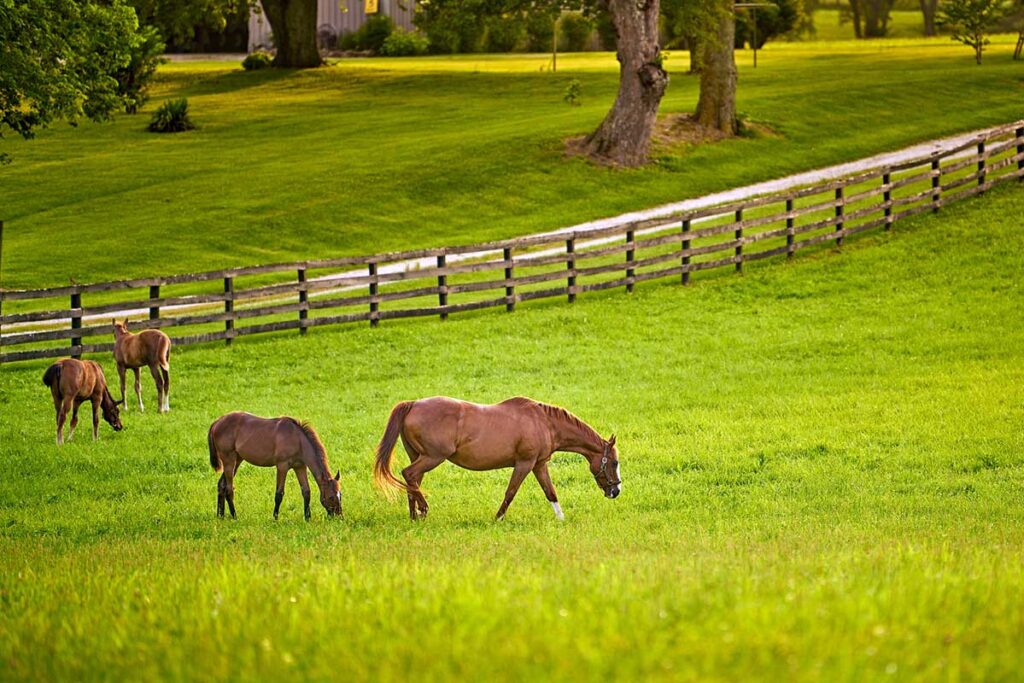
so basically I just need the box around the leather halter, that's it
[598,441,621,488]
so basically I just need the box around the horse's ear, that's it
[122,318,129,328]
[608,434,617,447]
[111,318,117,329]
[335,470,340,481]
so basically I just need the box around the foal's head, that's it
[111,318,131,338]
[101,390,124,432]
[320,471,343,517]
[590,435,620,499]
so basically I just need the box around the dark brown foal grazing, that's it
[374,396,620,521]
[42,359,124,445]
[207,412,342,520]
[112,319,171,414]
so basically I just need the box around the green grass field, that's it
[1,177,1023,680]
[1,37,1022,289]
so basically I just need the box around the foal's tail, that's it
[42,363,61,389]
[373,401,414,497]
[208,426,222,473]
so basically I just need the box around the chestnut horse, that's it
[208,412,342,520]
[42,358,124,445]
[112,319,171,413]
[374,396,620,521]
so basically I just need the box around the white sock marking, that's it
[551,501,564,521]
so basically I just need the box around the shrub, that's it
[381,29,430,56]
[361,14,395,52]
[147,99,195,133]
[115,25,165,114]
[485,14,526,52]
[526,11,557,52]
[414,2,485,53]
[563,78,581,106]
[594,10,617,50]
[242,51,274,70]
[559,13,593,52]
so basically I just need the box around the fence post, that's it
[1016,127,1024,179]
[437,254,448,321]
[503,247,515,312]
[70,290,82,358]
[625,229,635,294]
[368,262,379,327]
[931,159,941,212]
[149,285,160,320]
[681,219,691,285]
[566,237,576,303]
[298,267,308,335]
[883,172,893,231]
[223,277,233,346]
[734,210,743,273]
[835,186,845,247]
[977,141,986,190]
[786,199,795,258]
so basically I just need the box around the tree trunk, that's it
[694,8,737,135]
[849,0,863,38]
[685,34,700,74]
[862,0,892,38]
[260,0,321,68]
[582,0,668,166]
[918,0,937,36]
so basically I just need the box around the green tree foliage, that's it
[0,0,141,163]
[940,0,1005,63]
[127,0,247,44]
[734,0,802,48]
[115,24,166,113]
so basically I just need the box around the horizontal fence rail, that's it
[2,121,1022,364]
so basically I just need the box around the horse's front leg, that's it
[89,397,102,440]
[495,460,535,521]
[132,367,143,412]
[274,465,288,520]
[533,459,564,520]
[295,467,311,521]
[117,364,127,412]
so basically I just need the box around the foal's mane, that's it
[507,397,603,444]
[289,419,330,477]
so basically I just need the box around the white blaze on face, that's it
[615,461,621,490]
[551,501,564,521]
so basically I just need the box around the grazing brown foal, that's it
[42,358,124,445]
[208,412,342,520]
[374,396,620,521]
[112,319,171,413]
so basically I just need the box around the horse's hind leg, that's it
[222,458,238,519]
[295,467,312,521]
[161,365,170,412]
[401,455,445,521]
[148,363,165,414]
[116,364,127,412]
[273,464,287,520]
[55,396,72,446]
[69,399,87,441]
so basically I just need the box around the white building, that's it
[248,0,417,52]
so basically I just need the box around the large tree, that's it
[581,0,668,165]
[919,0,939,36]
[259,0,322,67]
[0,0,141,163]
[694,1,737,134]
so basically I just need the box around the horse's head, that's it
[590,435,620,499]
[320,471,343,517]
[102,391,124,432]
[111,318,130,338]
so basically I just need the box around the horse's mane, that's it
[505,397,603,443]
[289,418,330,476]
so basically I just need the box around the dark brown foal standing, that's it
[374,396,620,521]
[112,319,171,413]
[208,412,342,520]
[42,359,124,445]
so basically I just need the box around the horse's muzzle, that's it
[606,485,620,499]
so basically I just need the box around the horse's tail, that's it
[208,425,222,473]
[373,401,414,497]
[42,363,61,389]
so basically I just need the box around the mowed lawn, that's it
[1,37,1023,289]
[0,180,1022,681]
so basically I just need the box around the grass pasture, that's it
[1,38,1023,290]
[1,180,1023,680]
